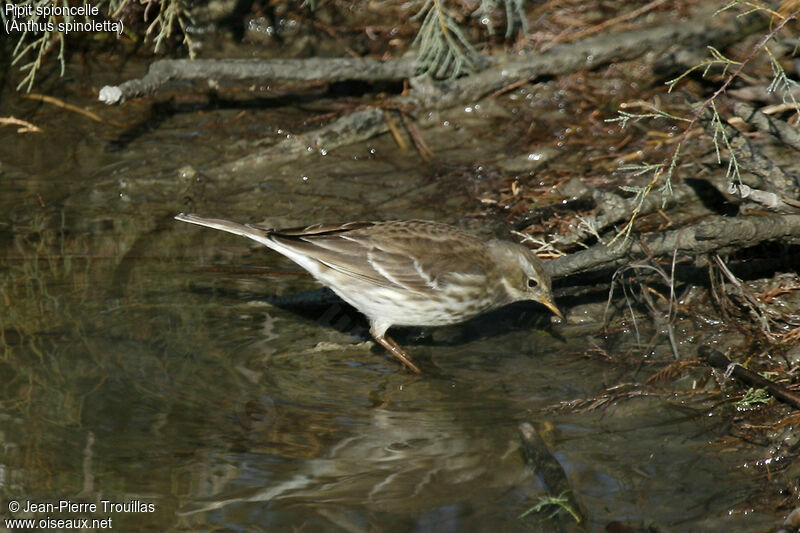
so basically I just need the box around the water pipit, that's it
[175,214,561,373]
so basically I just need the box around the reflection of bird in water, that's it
[179,402,542,526]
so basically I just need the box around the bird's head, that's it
[488,240,562,319]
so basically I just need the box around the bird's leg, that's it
[373,334,423,374]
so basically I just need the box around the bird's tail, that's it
[175,213,274,246]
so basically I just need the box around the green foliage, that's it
[708,101,742,185]
[518,490,581,523]
[606,103,690,129]
[412,0,529,78]
[5,0,194,92]
[4,0,70,92]
[665,46,739,91]
[412,0,480,78]
[131,0,195,55]
[766,46,800,111]
[476,0,527,38]
[736,387,771,408]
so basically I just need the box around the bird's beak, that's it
[540,297,563,320]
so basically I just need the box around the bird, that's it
[175,214,561,373]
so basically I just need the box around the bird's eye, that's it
[527,278,538,289]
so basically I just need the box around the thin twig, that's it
[543,0,670,49]
[0,116,41,133]
[23,94,124,127]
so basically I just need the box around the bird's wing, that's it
[269,221,489,293]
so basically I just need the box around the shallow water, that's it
[0,58,779,532]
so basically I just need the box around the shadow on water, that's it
[187,284,563,348]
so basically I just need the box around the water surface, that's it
[0,59,777,532]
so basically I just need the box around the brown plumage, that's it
[175,214,561,373]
